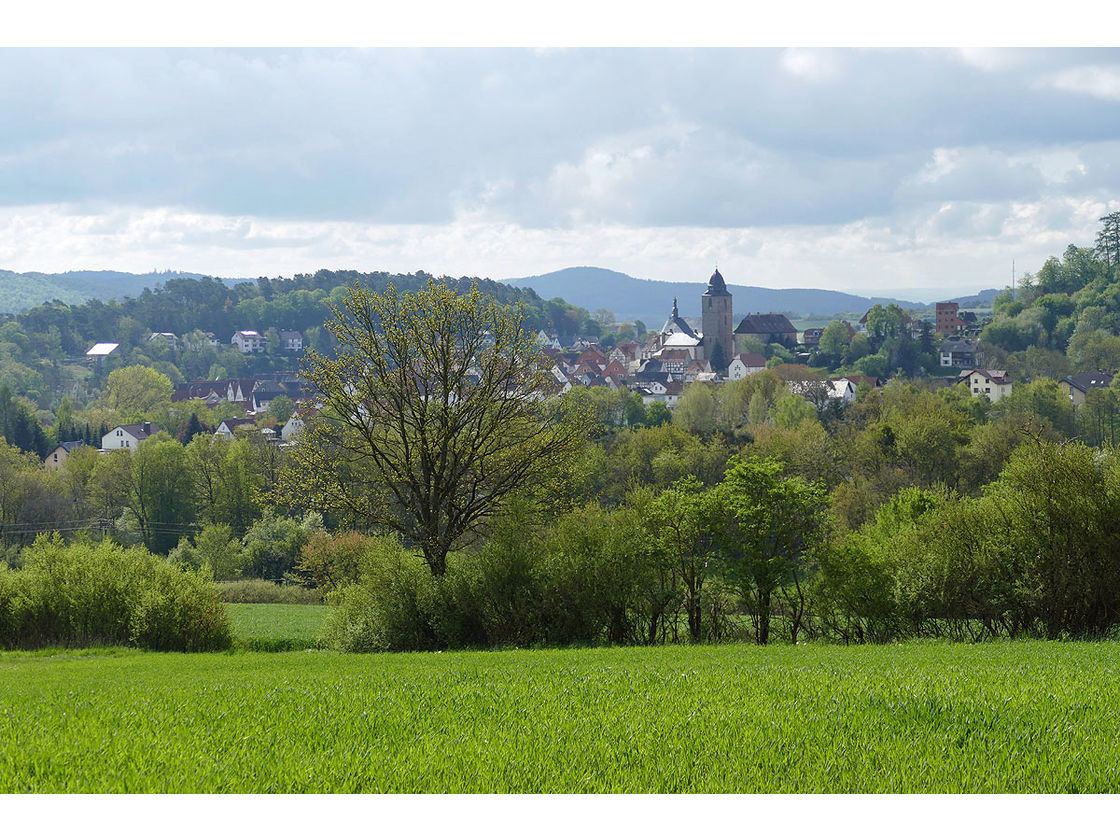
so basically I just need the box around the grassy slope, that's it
[2,641,1119,793]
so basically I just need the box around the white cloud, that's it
[0,200,1103,300]
[1043,64,1120,101]
[778,49,841,82]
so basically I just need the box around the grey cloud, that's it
[0,48,1118,230]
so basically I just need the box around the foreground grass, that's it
[2,641,1119,793]
[226,603,329,651]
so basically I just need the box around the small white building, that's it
[827,378,858,403]
[215,418,257,440]
[281,415,305,441]
[280,331,303,352]
[232,330,266,353]
[102,422,161,450]
[728,353,768,381]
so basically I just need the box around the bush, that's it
[168,524,246,580]
[296,530,372,593]
[318,535,438,652]
[1,536,231,651]
[242,513,322,580]
[216,579,323,605]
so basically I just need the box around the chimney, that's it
[142,422,151,435]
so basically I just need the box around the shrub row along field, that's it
[2,641,1119,793]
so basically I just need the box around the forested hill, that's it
[503,266,932,323]
[0,269,606,408]
[0,269,248,313]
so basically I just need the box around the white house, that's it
[960,369,1013,402]
[215,418,257,440]
[280,331,303,352]
[728,353,768,381]
[827,378,858,403]
[281,414,305,441]
[102,422,161,450]
[232,330,266,353]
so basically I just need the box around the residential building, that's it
[44,440,86,471]
[727,352,768,381]
[280,331,304,352]
[960,369,1013,401]
[802,327,825,346]
[102,422,161,450]
[232,330,266,353]
[935,302,967,335]
[215,418,258,440]
[1062,371,1116,406]
[939,338,979,368]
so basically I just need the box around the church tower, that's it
[701,267,733,373]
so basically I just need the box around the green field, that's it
[3,640,1120,793]
[227,603,329,651]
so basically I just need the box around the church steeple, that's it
[701,265,734,374]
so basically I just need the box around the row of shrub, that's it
[308,442,1120,651]
[0,537,231,651]
[215,579,323,605]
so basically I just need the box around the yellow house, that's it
[44,440,86,471]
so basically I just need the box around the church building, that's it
[647,268,735,376]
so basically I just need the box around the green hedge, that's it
[1,536,231,652]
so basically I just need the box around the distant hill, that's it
[950,288,1000,308]
[504,267,929,326]
[0,270,246,313]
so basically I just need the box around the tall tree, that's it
[278,279,592,575]
[710,456,828,644]
[100,365,173,422]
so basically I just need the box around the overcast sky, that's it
[2,47,1119,298]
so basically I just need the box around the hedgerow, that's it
[0,536,230,652]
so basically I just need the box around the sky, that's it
[2,41,1120,299]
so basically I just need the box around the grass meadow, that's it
[3,639,1120,793]
[226,603,329,651]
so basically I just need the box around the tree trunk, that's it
[687,593,703,643]
[422,544,448,576]
[757,589,772,645]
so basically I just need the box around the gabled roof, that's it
[1063,370,1116,393]
[53,440,86,453]
[662,331,702,348]
[960,368,1011,385]
[732,352,768,368]
[735,314,797,335]
[113,422,161,440]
